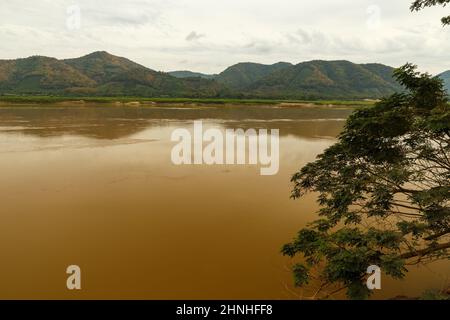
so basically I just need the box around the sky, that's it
[0,0,449,74]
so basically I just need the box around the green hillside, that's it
[0,56,95,94]
[63,51,147,84]
[215,62,293,89]
[243,60,403,99]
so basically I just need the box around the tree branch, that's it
[400,241,450,259]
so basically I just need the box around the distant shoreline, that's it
[0,96,376,108]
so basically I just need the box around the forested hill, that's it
[0,51,408,99]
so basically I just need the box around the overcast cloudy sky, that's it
[0,0,449,74]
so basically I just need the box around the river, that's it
[0,104,447,299]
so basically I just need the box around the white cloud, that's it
[0,0,449,74]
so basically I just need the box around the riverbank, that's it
[0,95,376,108]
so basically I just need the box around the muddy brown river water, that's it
[0,104,448,299]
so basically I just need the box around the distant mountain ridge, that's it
[168,70,216,79]
[438,70,450,94]
[0,51,411,99]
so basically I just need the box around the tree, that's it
[282,64,450,299]
[411,0,450,25]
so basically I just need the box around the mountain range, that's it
[0,52,224,98]
[0,51,448,99]
[170,60,405,99]
[439,70,450,94]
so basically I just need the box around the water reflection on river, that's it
[0,105,447,299]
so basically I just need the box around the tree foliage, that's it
[283,64,450,299]
[411,0,450,25]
